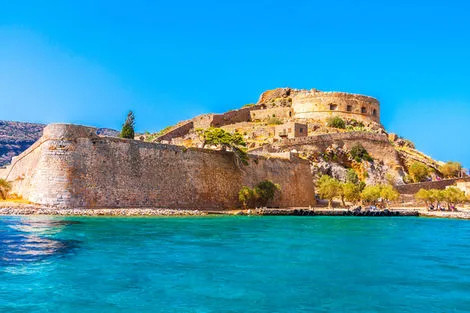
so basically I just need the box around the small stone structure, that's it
[274,122,308,139]
[2,124,316,209]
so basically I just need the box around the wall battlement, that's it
[3,124,315,209]
[292,90,380,124]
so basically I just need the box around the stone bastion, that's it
[2,124,315,209]
[291,90,380,124]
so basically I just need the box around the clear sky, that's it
[1,0,469,167]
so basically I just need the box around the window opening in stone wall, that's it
[330,104,338,111]
[289,111,292,117]
[299,128,303,133]
[347,105,352,112]
[361,107,367,114]
[372,109,377,116]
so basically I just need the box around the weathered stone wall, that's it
[250,107,293,121]
[292,90,380,124]
[3,124,315,209]
[192,114,215,129]
[254,132,403,172]
[211,105,262,127]
[274,122,308,139]
[396,177,470,194]
[155,121,193,142]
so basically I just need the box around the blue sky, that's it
[1,0,469,166]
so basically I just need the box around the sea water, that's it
[1,216,470,312]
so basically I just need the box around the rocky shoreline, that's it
[1,203,470,219]
[0,205,206,216]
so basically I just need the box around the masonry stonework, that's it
[3,124,315,209]
[292,90,380,124]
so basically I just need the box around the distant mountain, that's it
[0,121,119,166]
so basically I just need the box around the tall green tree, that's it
[0,179,12,200]
[120,111,135,139]
[360,185,382,205]
[317,175,341,208]
[339,182,361,207]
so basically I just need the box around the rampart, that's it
[254,132,403,171]
[292,90,380,124]
[2,124,315,209]
[250,107,293,121]
[395,177,470,195]
[155,121,194,142]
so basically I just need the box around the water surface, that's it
[1,216,470,312]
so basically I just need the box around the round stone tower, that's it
[291,89,381,124]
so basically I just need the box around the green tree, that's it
[199,128,248,167]
[408,162,430,183]
[361,185,382,205]
[442,187,467,209]
[326,116,346,129]
[439,161,462,178]
[379,184,399,207]
[346,169,359,184]
[349,144,373,163]
[120,111,135,139]
[415,189,431,206]
[429,189,445,208]
[239,186,255,209]
[317,175,341,208]
[339,182,361,207]
[0,179,12,200]
[253,180,281,207]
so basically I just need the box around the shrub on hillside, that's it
[326,116,346,129]
[349,144,373,163]
[266,117,283,125]
[439,161,462,178]
[408,162,430,183]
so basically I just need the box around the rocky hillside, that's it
[0,121,119,166]
[140,87,449,186]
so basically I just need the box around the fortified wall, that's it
[248,88,381,125]
[253,132,404,173]
[291,90,380,124]
[2,124,315,209]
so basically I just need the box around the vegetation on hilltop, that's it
[439,161,462,178]
[326,116,346,129]
[407,161,430,183]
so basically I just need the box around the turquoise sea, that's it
[1,216,470,312]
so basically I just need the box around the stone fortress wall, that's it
[291,90,381,124]
[154,88,381,143]
[2,124,315,209]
